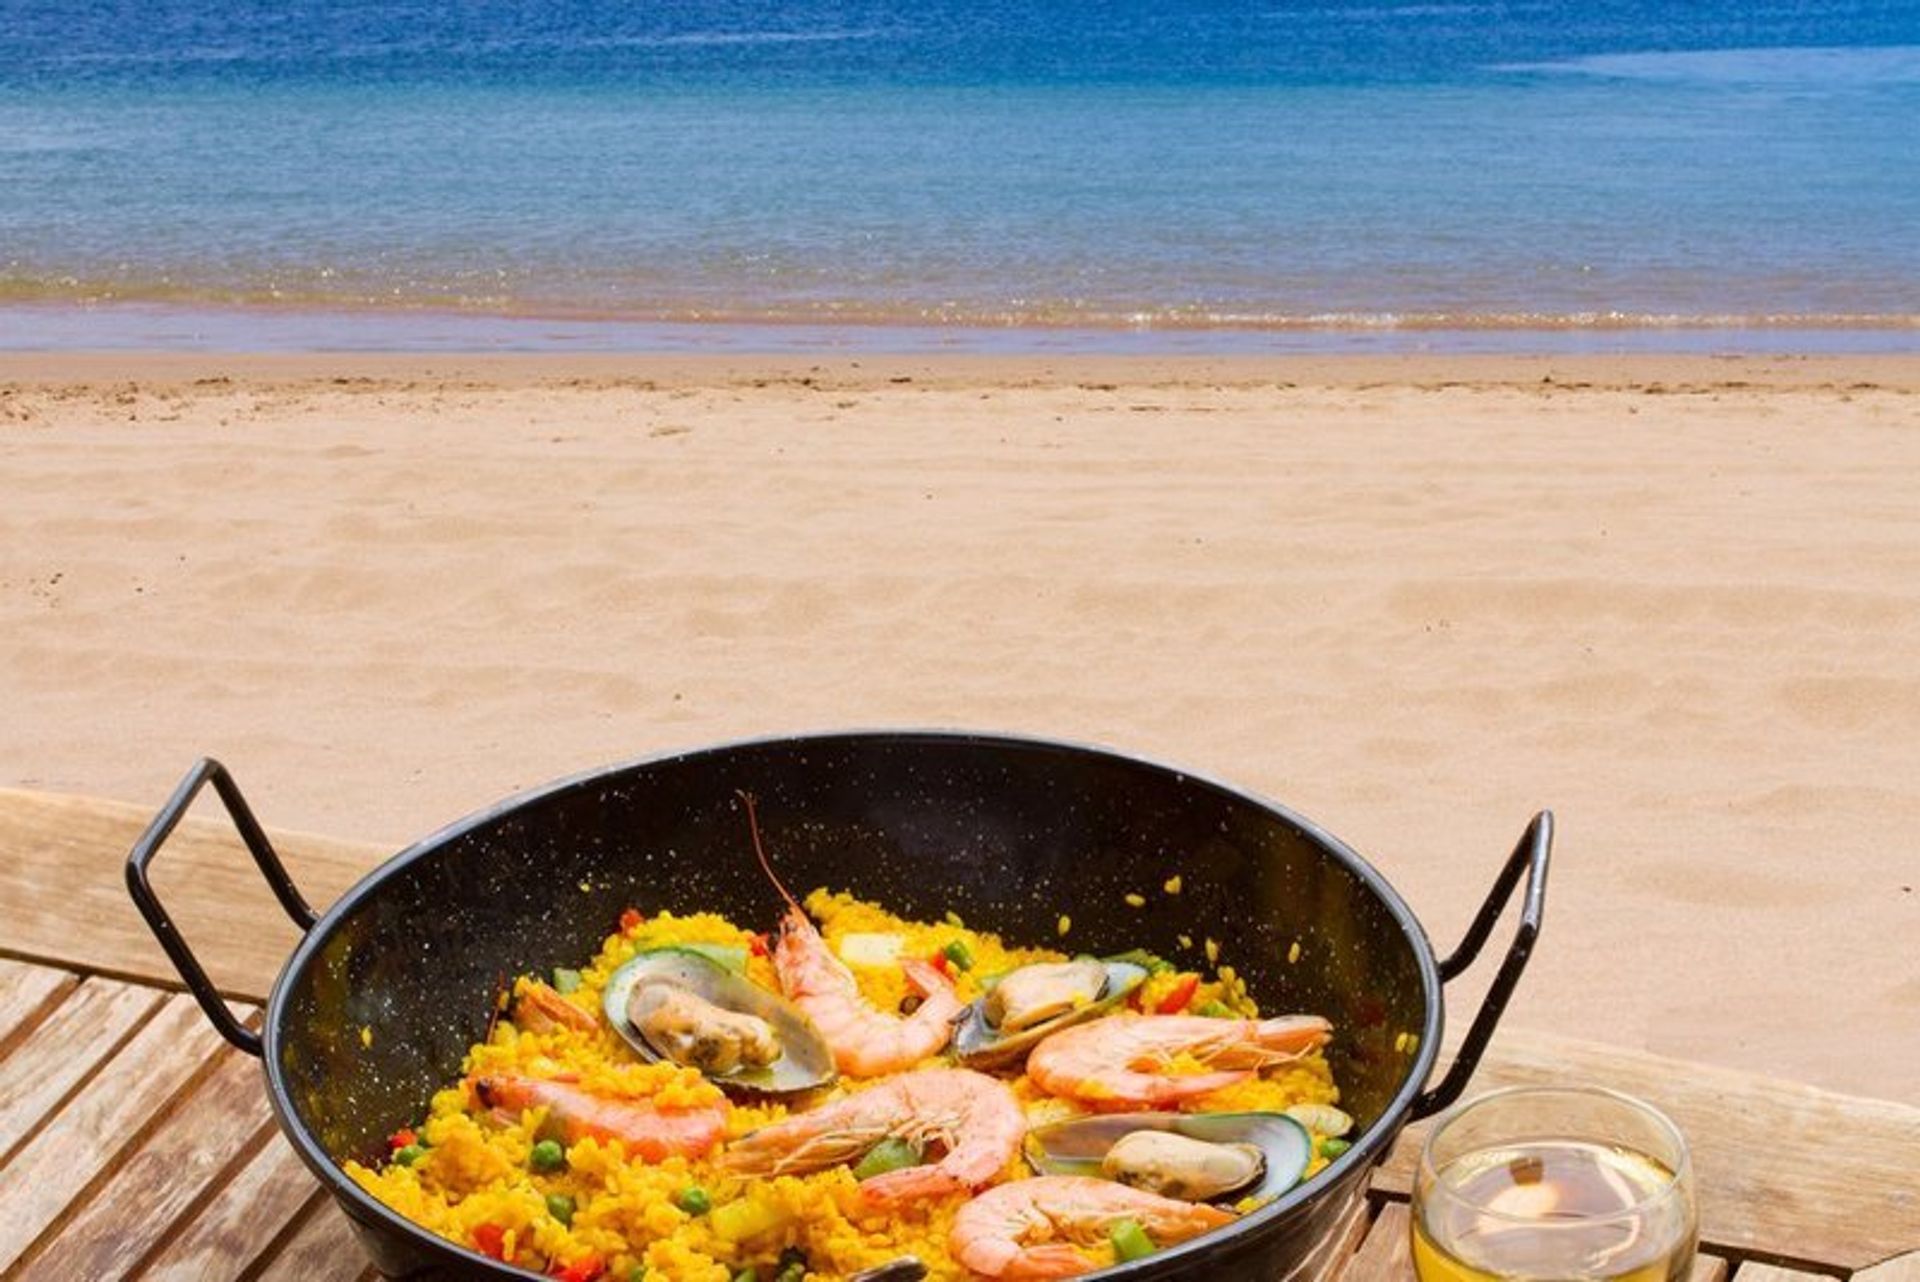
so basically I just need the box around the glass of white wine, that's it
[1412,1086,1698,1282]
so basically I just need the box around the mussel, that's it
[1024,1112,1312,1204]
[603,947,836,1095]
[951,957,1148,1069]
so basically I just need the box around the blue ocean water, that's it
[2,1,1917,346]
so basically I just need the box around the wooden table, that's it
[2,787,1916,1281]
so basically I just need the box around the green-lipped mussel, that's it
[1023,1111,1313,1203]
[951,957,1149,1069]
[603,947,837,1095]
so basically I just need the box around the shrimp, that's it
[949,1175,1235,1279]
[1027,1013,1331,1111]
[510,978,600,1035]
[742,792,963,1076]
[724,1067,1024,1207]
[472,1073,726,1161]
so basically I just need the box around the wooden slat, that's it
[1854,1254,1920,1282]
[140,1133,328,1282]
[1690,1255,1732,1282]
[0,975,167,1159]
[1304,1194,1373,1282]
[0,993,243,1273]
[0,958,76,1051]
[21,1033,273,1279]
[0,787,384,1001]
[1344,1202,1411,1282]
[254,1202,375,1282]
[1370,1029,1920,1269]
[1733,1265,1835,1282]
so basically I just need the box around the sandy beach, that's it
[2,351,1914,1101]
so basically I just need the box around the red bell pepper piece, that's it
[748,932,770,958]
[472,1223,508,1261]
[553,1256,605,1282]
[388,1127,417,1151]
[618,907,644,933]
[1155,974,1200,1015]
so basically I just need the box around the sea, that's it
[2,0,1917,353]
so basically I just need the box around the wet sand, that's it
[3,351,1914,1099]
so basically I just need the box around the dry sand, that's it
[2,351,1915,1100]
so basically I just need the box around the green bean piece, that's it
[393,1143,428,1167]
[774,1245,810,1282]
[942,939,975,971]
[546,1192,576,1226]
[1110,1218,1156,1262]
[1321,1137,1352,1159]
[731,1270,759,1282]
[1193,999,1234,1018]
[628,1269,648,1282]
[853,1137,924,1182]
[676,1185,712,1215]
[552,967,583,994]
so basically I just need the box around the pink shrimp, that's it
[471,1073,726,1162]
[723,1067,1024,1207]
[1026,1013,1332,1111]
[950,1175,1236,1279]
[510,978,601,1035]
[742,792,963,1076]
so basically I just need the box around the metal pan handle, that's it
[1411,810,1553,1119]
[125,758,318,1057]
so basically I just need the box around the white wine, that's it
[1413,1139,1696,1282]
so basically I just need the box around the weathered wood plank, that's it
[21,1036,272,1279]
[1371,1029,1920,1269]
[1689,1254,1732,1282]
[254,1202,375,1282]
[1854,1253,1920,1282]
[0,957,76,1053]
[1732,1264,1834,1282]
[140,1132,327,1282]
[0,787,385,1002]
[1343,1202,1411,1282]
[0,975,167,1159]
[1303,1195,1373,1282]
[0,993,242,1273]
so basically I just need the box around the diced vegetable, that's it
[530,1138,567,1172]
[773,1246,809,1282]
[1107,949,1174,976]
[853,1137,924,1182]
[1155,975,1200,1014]
[387,1127,417,1151]
[552,967,583,995]
[547,1192,577,1226]
[731,1270,759,1282]
[1193,1000,1233,1019]
[393,1143,428,1167]
[943,939,975,971]
[619,907,645,933]
[1321,1137,1352,1159]
[629,1269,648,1282]
[836,932,905,968]
[554,1256,605,1282]
[709,1196,794,1243]
[1110,1218,1156,1262]
[675,1185,712,1215]
[472,1223,508,1261]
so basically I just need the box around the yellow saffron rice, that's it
[348,895,1343,1281]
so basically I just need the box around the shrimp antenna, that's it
[738,789,803,914]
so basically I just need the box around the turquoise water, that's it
[2,1,1917,348]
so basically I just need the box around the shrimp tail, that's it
[858,1165,968,1207]
[997,1246,1092,1280]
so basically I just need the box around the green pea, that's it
[530,1139,567,1172]
[1110,1217,1156,1262]
[942,939,975,971]
[552,967,583,994]
[1321,1137,1352,1159]
[852,1137,923,1182]
[676,1185,712,1215]
[393,1143,428,1167]
[546,1192,576,1226]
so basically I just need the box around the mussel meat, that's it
[1024,1111,1312,1204]
[952,957,1148,1070]
[603,947,836,1095]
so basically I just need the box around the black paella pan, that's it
[126,730,1551,1280]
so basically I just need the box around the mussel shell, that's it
[1023,1111,1312,1203]
[951,958,1149,1070]
[603,947,836,1095]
